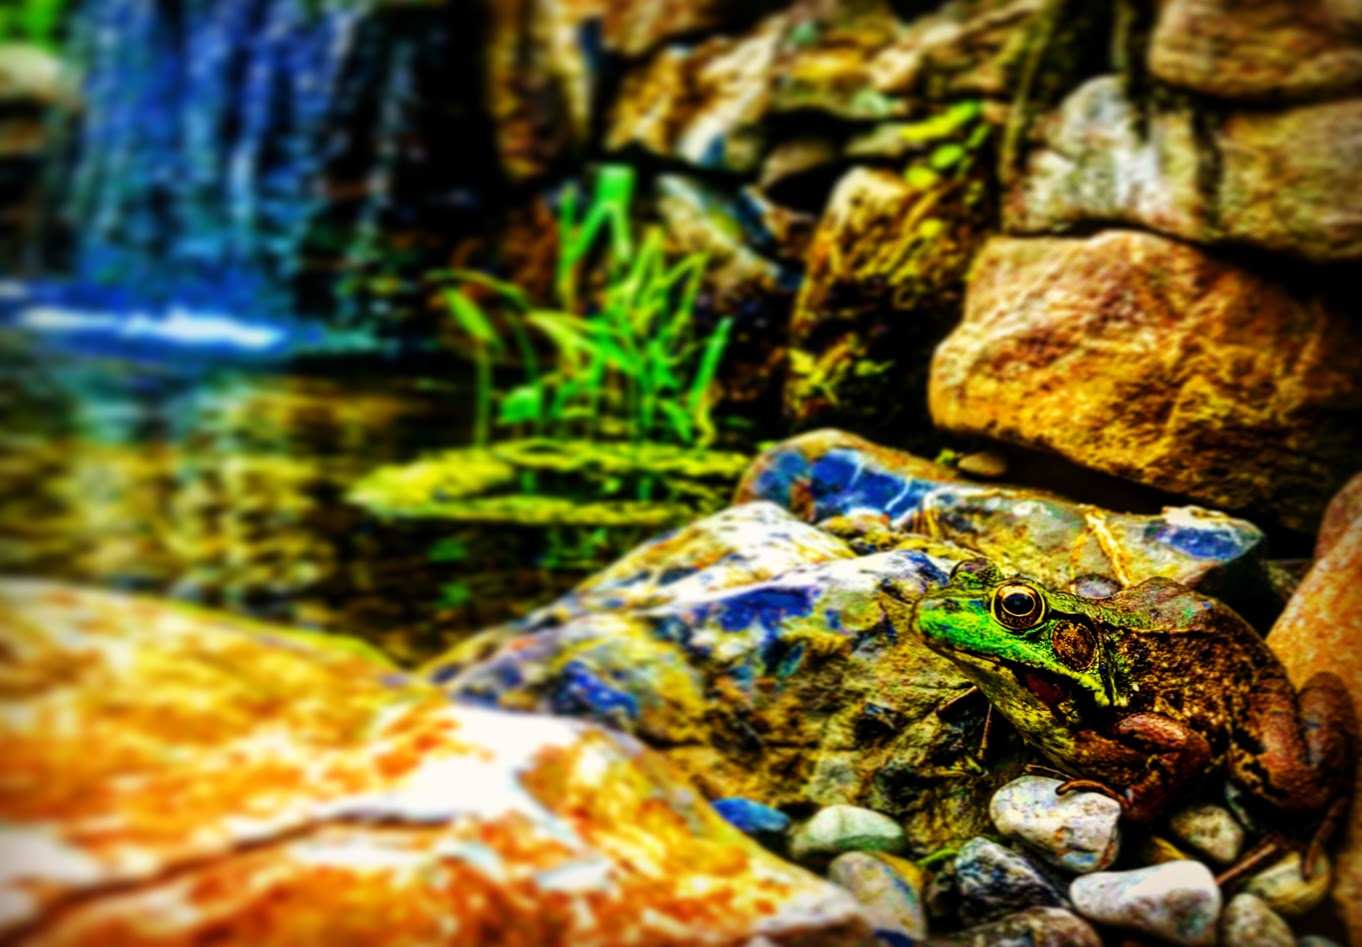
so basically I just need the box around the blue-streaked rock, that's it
[988,777,1121,874]
[930,906,1102,947]
[713,797,791,840]
[426,501,854,678]
[828,851,928,945]
[954,836,1068,925]
[1069,861,1221,947]
[736,430,1265,602]
[448,547,1015,852]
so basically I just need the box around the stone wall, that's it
[476,0,1360,532]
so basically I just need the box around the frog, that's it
[905,559,1356,847]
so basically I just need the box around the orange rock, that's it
[1267,480,1362,941]
[0,580,870,946]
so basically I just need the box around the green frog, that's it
[906,559,1356,835]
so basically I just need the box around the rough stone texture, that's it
[988,777,1122,874]
[1266,476,1362,930]
[448,548,1017,853]
[737,430,1268,603]
[827,851,928,944]
[1007,76,1362,262]
[783,160,995,436]
[954,836,1069,925]
[1149,0,1362,101]
[790,806,908,861]
[932,231,1362,531]
[0,579,871,946]
[769,0,1044,118]
[1069,861,1222,947]
[1219,893,1295,947]
[1167,804,1245,866]
[606,13,785,173]
[1316,470,1362,559]
[930,906,1103,947]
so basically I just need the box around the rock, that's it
[1242,851,1332,917]
[1218,893,1295,947]
[932,231,1362,531]
[929,906,1102,947]
[989,777,1122,874]
[1298,938,1344,947]
[1007,76,1362,262]
[1168,804,1246,866]
[1149,0,1362,100]
[448,546,1011,852]
[712,796,792,839]
[653,174,797,414]
[1069,861,1222,947]
[0,579,871,945]
[790,805,908,862]
[737,430,1267,601]
[485,0,599,180]
[954,836,1069,925]
[1316,470,1362,558]
[769,0,1043,119]
[606,13,784,173]
[425,501,854,676]
[782,159,995,436]
[1265,475,1362,929]
[828,851,929,943]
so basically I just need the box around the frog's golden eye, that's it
[992,583,1045,630]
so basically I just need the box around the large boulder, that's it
[736,430,1267,606]
[1007,76,1362,262]
[0,580,871,946]
[448,548,1013,854]
[1149,0,1362,101]
[930,231,1362,532]
[1267,473,1362,938]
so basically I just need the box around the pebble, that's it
[789,804,907,862]
[1069,860,1221,947]
[929,906,1102,947]
[989,776,1121,874]
[1297,937,1343,947]
[1218,893,1294,947]
[827,851,927,944]
[1168,803,1245,865]
[710,797,790,839]
[1243,851,1331,917]
[954,836,1068,925]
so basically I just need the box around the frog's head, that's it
[911,559,1121,710]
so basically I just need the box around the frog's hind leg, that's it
[1232,671,1356,816]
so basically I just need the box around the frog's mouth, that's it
[932,643,1112,712]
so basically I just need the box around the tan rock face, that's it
[1149,0,1362,101]
[1008,76,1362,262]
[0,580,871,946]
[1266,477,1362,941]
[930,231,1362,531]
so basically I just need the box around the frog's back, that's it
[1103,578,1279,736]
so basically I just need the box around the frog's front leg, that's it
[1230,671,1357,816]
[1068,713,1212,822]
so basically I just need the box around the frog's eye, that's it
[992,583,1045,630]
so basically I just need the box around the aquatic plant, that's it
[432,164,734,451]
[0,0,68,49]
